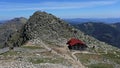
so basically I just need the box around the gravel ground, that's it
[0,60,78,68]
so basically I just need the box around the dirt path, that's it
[25,40,86,68]
[71,51,86,68]
[72,51,91,55]
[40,41,86,68]
[0,44,87,68]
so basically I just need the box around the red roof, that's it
[67,38,85,46]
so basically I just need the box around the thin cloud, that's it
[0,0,118,11]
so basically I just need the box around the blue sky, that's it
[0,0,120,20]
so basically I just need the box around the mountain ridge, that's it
[64,18,120,24]
[0,17,27,48]
[71,22,120,48]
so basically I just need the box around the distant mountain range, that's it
[71,22,120,48]
[112,23,120,32]
[0,21,3,24]
[64,18,120,24]
[0,20,7,24]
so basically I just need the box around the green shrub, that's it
[75,54,102,64]
[102,51,120,64]
[88,63,113,68]
[0,51,18,56]
[21,46,44,49]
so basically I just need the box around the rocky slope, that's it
[3,11,120,68]
[0,17,27,48]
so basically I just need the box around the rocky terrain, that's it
[0,17,27,48]
[0,11,120,68]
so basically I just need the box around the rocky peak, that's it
[23,11,76,45]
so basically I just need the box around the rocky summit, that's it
[22,11,78,45]
[2,11,120,68]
